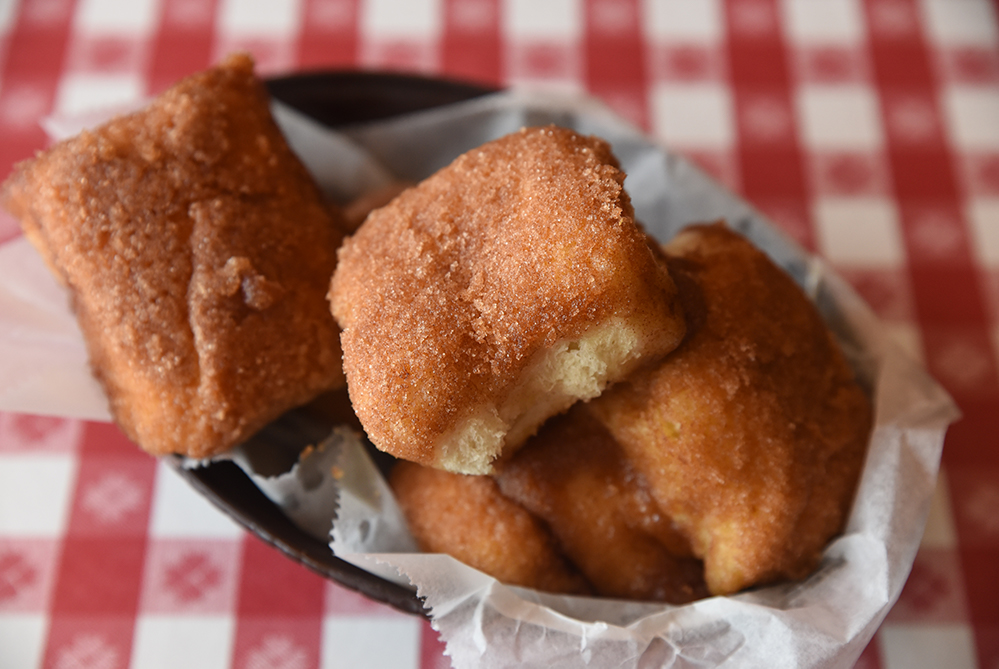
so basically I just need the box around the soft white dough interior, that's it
[435,410,507,476]
[434,317,646,475]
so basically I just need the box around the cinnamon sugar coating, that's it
[589,223,872,596]
[495,404,708,604]
[390,461,592,595]
[1,53,346,458]
[329,126,685,474]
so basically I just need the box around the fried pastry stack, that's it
[1,51,871,602]
[390,224,871,601]
[1,54,347,459]
[494,404,709,602]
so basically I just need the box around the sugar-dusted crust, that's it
[1,53,346,458]
[495,404,708,604]
[329,126,686,474]
[589,223,873,596]
[390,460,592,595]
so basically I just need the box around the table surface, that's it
[0,0,997,667]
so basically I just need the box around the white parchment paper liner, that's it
[0,89,958,669]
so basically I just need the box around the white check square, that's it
[651,83,734,149]
[797,85,885,150]
[0,614,47,669]
[814,197,905,266]
[506,0,581,40]
[0,1,17,33]
[219,0,303,37]
[942,87,999,150]
[148,462,243,539]
[878,624,978,669]
[362,0,442,39]
[55,73,144,117]
[920,0,998,47]
[131,615,234,669]
[780,0,865,45]
[321,616,421,669]
[967,197,999,266]
[0,454,76,535]
[75,0,160,35]
[643,0,724,43]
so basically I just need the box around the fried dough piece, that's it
[1,53,346,459]
[330,126,686,475]
[390,461,592,595]
[496,404,708,603]
[589,223,872,596]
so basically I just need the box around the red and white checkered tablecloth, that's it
[0,0,997,667]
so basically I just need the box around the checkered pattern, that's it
[0,0,996,667]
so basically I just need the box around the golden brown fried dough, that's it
[390,460,592,595]
[330,126,686,475]
[1,53,346,459]
[496,404,708,603]
[589,223,872,596]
